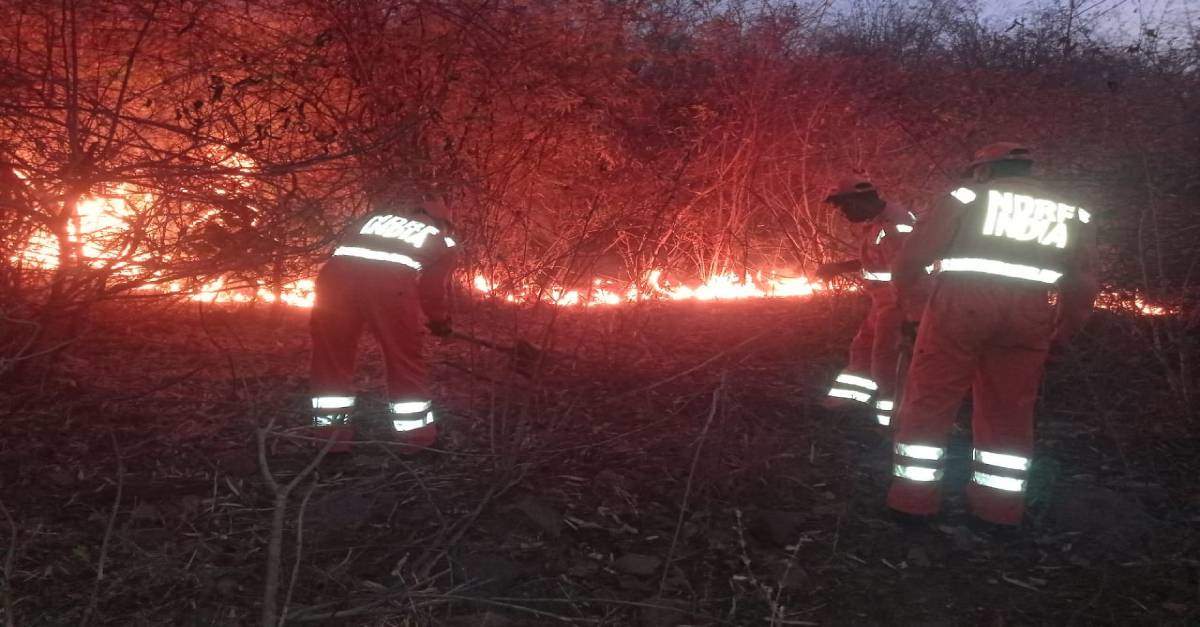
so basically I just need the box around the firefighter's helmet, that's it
[965,142,1032,176]
[824,178,877,203]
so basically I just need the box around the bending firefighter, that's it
[888,143,1098,526]
[308,191,458,453]
[819,178,924,428]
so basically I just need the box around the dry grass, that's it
[0,296,1195,625]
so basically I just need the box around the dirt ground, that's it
[1,295,1197,625]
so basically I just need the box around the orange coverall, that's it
[888,178,1097,524]
[826,202,923,427]
[309,209,458,443]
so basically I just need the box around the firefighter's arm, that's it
[419,243,458,325]
[893,197,959,314]
[1053,224,1099,346]
[814,259,862,281]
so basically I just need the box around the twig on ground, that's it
[380,445,447,530]
[1069,351,1131,473]
[659,376,724,596]
[197,301,243,396]
[1001,572,1042,593]
[412,468,527,581]
[433,595,735,625]
[0,499,16,627]
[258,418,336,627]
[535,416,677,455]
[732,507,768,614]
[286,590,597,623]
[103,366,205,403]
[278,430,498,458]
[80,434,124,627]
[769,529,812,626]
[615,331,767,401]
[413,593,595,623]
[0,312,40,370]
[278,477,319,627]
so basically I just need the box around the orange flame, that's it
[182,277,317,307]
[14,187,143,271]
[1095,292,1174,317]
[11,184,1178,317]
[472,269,823,307]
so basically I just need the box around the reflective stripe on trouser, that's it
[310,258,431,423]
[827,302,878,404]
[827,291,905,419]
[875,398,894,427]
[827,371,876,404]
[390,399,435,433]
[311,395,355,426]
[967,448,1031,521]
[887,275,1051,525]
[312,413,352,427]
[892,442,947,498]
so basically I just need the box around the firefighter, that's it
[887,143,1098,527]
[308,189,458,453]
[819,178,922,429]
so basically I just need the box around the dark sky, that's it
[976,0,1197,40]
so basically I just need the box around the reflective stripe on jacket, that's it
[937,179,1088,285]
[330,208,459,321]
[859,203,918,284]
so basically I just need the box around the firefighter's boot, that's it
[398,423,439,451]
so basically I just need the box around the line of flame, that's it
[12,188,1175,316]
[473,269,824,306]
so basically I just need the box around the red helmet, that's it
[965,142,1032,175]
[824,177,877,203]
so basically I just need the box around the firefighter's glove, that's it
[900,321,919,349]
[427,318,453,338]
[814,263,842,281]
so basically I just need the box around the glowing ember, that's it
[1095,292,1175,317]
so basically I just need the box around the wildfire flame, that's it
[174,278,317,308]
[144,269,1182,318]
[12,185,1175,317]
[471,269,823,307]
[1094,292,1175,317]
[14,186,144,271]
